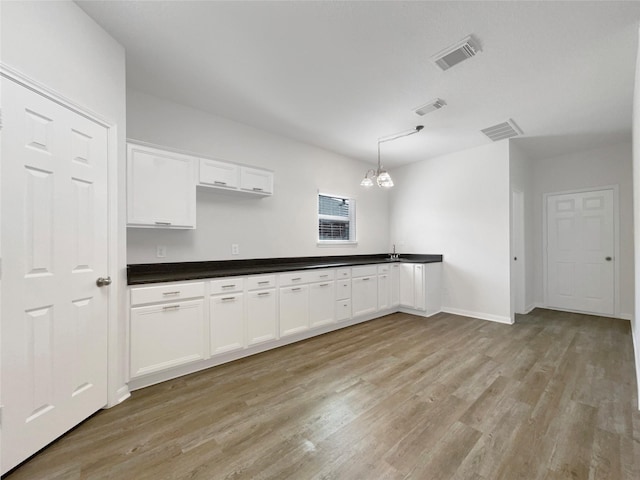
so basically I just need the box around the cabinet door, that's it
[378,274,390,311]
[399,264,415,308]
[390,264,400,307]
[199,158,239,189]
[240,166,273,195]
[279,285,309,336]
[351,276,378,317]
[247,289,277,346]
[309,281,335,328]
[414,265,426,311]
[210,293,245,354]
[130,299,205,377]
[127,144,196,228]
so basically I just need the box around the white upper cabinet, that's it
[199,158,239,190]
[240,166,274,195]
[198,159,273,196]
[127,143,196,229]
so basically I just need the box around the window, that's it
[318,193,356,244]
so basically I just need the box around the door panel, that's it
[1,77,109,474]
[546,189,614,315]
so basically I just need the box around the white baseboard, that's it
[441,307,513,325]
[536,303,633,321]
[524,303,537,314]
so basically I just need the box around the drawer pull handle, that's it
[319,283,329,287]
[163,305,180,311]
[362,277,370,281]
[258,281,270,285]
[221,296,236,301]
[292,277,302,281]
[292,287,302,292]
[222,284,236,289]
[155,221,171,226]
[162,291,181,296]
[214,181,227,186]
[258,292,271,296]
[320,274,329,278]
[252,187,264,192]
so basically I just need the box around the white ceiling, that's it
[77,1,640,166]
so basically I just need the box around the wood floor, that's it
[5,309,640,479]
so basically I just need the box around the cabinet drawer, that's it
[336,279,351,300]
[336,299,351,321]
[246,275,276,290]
[351,265,378,278]
[131,282,205,306]
[279,271,312,287]
[377,264,391,274]
[336,268,351,279]
[309,269,335,283]
[210,277,245,294]
[199,158,239,189]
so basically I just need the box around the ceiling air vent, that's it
[414,98,447,116]
[481,119,523,142]
[431,35,480,71]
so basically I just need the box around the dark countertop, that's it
[127,254,443,285]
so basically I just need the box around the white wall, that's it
[632,25,640,409]
[126,90,391,263]
[389,142,512,324]
[0,0,128,405]
[530,142,634,319]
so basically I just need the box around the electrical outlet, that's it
[156,245,167,258]
[231,244,239,255]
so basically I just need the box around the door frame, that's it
[0,64,129,411]
[511,189,526,321]
[542,185,620,317]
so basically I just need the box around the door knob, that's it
[605,257,612,262]
[96,276,112,287]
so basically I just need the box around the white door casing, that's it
[1,75,110,473]
[545,188,616,316]
[511,190,526,317]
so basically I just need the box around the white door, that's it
[1,77,110,474]
[546,189,614,315]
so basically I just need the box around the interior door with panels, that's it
[546,189,615,315]
[1,76,110,474]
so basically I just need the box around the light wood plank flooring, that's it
[5,309,640,479]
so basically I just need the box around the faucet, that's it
[390,244,399,260]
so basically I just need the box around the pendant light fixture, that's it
[360,125,424,188]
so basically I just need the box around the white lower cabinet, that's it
[400,263,441,314]
[279,285,309,336]
[128,261,441,387]
[390,263,400,307]
[246,289,277,346]
[378,273,390,310]
[210,293,245,355]
[335,270,352,322]
[400,263,416,308]
[130,298,206,378]
[352,274,378,317]
[309,281,335,327]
